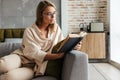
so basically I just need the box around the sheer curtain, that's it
[110,0,120,64]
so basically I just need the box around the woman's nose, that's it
[51,14,55,18]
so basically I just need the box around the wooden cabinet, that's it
[81,33,106,59]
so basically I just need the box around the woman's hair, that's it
[35,0,56,26]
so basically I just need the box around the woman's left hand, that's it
[74,41,82,50]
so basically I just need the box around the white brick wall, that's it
[67,0,108,33]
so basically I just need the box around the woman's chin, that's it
[50,21,55,24]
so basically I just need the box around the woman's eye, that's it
[44,12,56,16]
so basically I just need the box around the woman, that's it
[0,0,81,80]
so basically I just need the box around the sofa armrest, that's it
[61,50,88,80]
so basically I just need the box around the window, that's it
[110,0,120,64]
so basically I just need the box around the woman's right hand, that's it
[44,53,64,60]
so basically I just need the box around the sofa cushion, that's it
[32,76,57,80]
[0,29,25,42]
[0,43,21,57]
[0,29,5,42]
[45,58,63,79]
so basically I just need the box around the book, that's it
[52,31,87,53]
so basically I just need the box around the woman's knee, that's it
[0,67,34,80]
[0,54,21,74]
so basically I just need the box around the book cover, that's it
[52,31,87,53]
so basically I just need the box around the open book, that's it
[52,31,87,53]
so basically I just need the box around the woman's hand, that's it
[74,41,82,50]
[44,53,64,60]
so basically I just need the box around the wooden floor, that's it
[89,63,120,80]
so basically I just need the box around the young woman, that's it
[0,0,81,80]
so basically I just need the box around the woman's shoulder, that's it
[24,24,37,32]
[23,24,38,37]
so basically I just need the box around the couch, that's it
[0,42,88,80]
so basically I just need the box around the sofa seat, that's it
[32,76,57,80]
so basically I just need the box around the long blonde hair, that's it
[35,0,56,27]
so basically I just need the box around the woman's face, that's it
[42,6,56,25]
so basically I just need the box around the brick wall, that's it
[67,0,108,33]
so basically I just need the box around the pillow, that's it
[5,29,25,38]
[5,29,13,38]
[12,29,25,38]
[0,29,5,42]
[45,41,64,79]
[45,58,63,79]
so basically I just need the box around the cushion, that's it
[0,43,21,57]
[45,58,63,79]
[0,29,5,42]
[45,41,65,79]
[12,29,22,38]
[0,29,25,42]
[5,29,13,38]
[5,29,25,38]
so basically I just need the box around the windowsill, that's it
[109,60,120,70]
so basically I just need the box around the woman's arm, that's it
[44,53,64,61]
